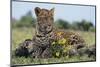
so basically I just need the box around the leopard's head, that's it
[35,7,54,34]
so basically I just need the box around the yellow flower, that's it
[56,52,60,57]
[52,41,56,45]
[63,49,67,53]
[63,47,68,52]
[58,38,66,45]
[57,32,63,36]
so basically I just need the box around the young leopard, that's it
[32,7,86,58]
[31,7,55,58]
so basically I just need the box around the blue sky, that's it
[12,1,95,25]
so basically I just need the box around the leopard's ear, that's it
[35,7,41,16]
[49,8,54,16]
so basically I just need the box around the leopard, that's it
[30,7,55,58]
[32,7,86,58]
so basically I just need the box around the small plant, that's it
[51,41,63,58]
[51,36,74,58]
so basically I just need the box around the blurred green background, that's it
[12,10,95,32]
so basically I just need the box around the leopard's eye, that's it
[37,17,41,21]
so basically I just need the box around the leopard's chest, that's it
[34,31,54,47]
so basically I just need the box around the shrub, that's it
[51,37,74,58]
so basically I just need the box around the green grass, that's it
[12,27,34,51]
[11,27,96,65]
